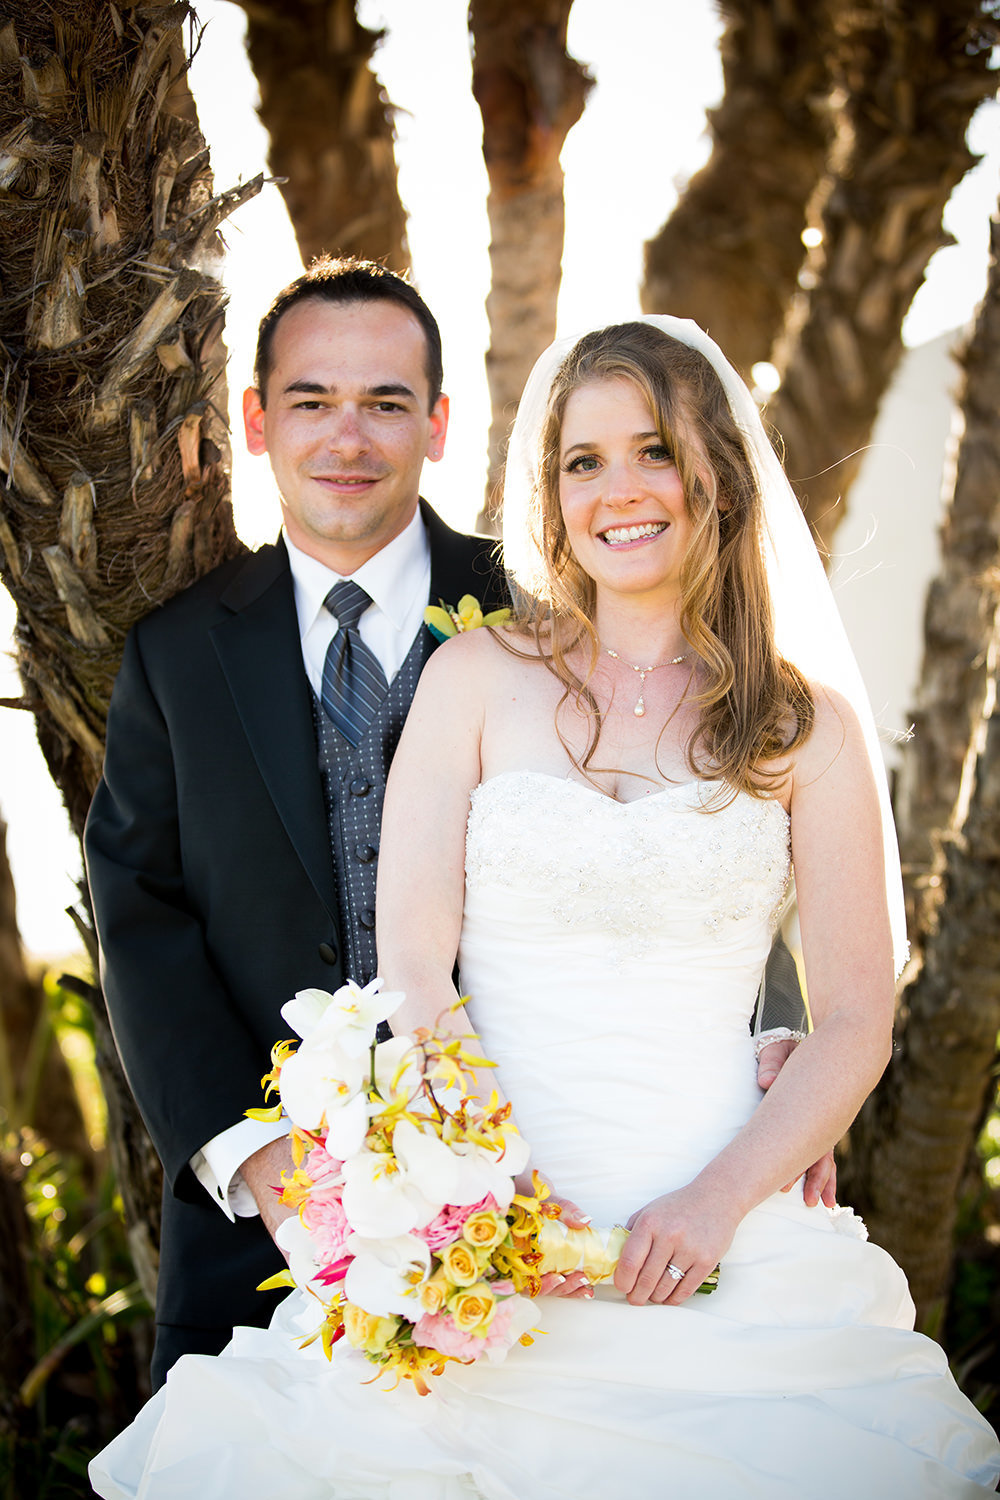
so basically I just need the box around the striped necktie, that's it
[321,580,388,747]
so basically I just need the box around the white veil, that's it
[501,315,908,978]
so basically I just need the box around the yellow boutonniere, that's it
[424,594,510,643]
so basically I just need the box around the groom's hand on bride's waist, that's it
[785,1153,837,1209]
[756,1038,837,1210]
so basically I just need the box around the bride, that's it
[91,318,1000,1498]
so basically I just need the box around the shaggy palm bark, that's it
[470,0,592,527]
[235,0,408,269]
[641,0,835,382]
[839,210,1000,1322]
[0,0,259,1297]
[766,1,998,553]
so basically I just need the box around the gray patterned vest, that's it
[313,623,434,987]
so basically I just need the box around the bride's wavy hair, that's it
[508,321,814,796]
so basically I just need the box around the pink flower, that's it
[300,1145,351,1263]
[410,1310,483,1362]
[302,1194,350,1263]
[481,1286,520,1353]
[411,1281,520,1364]
[419,1194,500,1253]
[305,1142,344,1193]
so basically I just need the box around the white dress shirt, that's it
[190,510,432,1219]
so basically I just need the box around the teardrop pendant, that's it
[603,645,688,720]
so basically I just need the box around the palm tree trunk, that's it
[641,0,836,382]
[469,0,592,527]
[0,0,259,1296]
[233,0,408,270]
[766,0,998,554]
[839,206,1000,1322]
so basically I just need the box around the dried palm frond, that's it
[0,0,261,834]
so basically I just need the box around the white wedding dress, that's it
[92,772,1000,1499]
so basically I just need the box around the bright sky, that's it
[2,0,999,954]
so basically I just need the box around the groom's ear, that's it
[426,393,449,464]
[243,386,267,455]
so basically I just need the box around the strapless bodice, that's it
[458,771,792,1225]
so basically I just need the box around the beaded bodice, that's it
[465,771,790,964]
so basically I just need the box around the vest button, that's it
[350,777,371,796]
[356,843,378,863]
[359,909,376,931]
[318,941,338,965]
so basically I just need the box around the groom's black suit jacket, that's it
[84,501,504,1365]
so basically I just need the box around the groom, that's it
[84,257,507,1387]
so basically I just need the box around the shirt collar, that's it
[283,508,430,639]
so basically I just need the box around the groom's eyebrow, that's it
[281,379,419,401]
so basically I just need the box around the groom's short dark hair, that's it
[253,255,443,411]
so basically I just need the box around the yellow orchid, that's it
[245,1036,299,1122]
[424,594,511,643]
[276,1164,316,1211]
[373,1342,448,1397]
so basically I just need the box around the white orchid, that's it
[275,1214,336,1299]
[276,1033,367,1136]
[446,1114,531,1211]
[371,1034,423,1107]
[276,982,408,1136]
[280,978,405,1054]
[343,1231,431,1318]
[341,1119,462,1237]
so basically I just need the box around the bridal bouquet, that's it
[249,979,717,1393]
[248,979,600,1392]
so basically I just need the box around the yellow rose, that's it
[462,1209,507,1251]
[439,1240,483,1287]
[419,1272,450,1315]
[342,1302,399,1355]
[448,1282,497,1335]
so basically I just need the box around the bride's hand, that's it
[614,1185,738,1307]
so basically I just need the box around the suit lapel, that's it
[210,544,337,918]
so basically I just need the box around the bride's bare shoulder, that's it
[417,622,547,695]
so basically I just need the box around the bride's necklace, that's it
[603,646,689,718]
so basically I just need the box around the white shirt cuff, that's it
[191,1116,291,1221]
